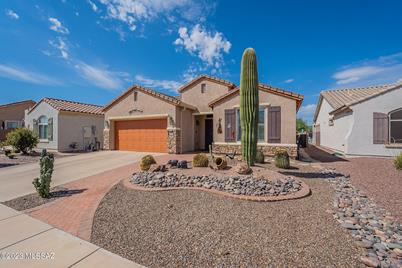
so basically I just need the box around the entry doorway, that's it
[204,118,213,151]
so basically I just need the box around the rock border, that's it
[123,177,311,202]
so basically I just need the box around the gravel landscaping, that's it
[92,172,363,267]
[325,169,402,267]
[131,171,303,197]
[2,187,86,211]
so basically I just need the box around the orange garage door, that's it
[115,119,168,153]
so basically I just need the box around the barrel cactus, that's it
[274,150,290,169]
[240,48,259,166]
[140,155,156,171]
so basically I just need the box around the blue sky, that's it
[1,0,402,123]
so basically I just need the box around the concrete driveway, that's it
[0,151,161,202]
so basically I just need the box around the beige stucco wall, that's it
[58,112,104,152]
[0,101,34,140]
[104,89,177,150]
[212,90,297,144]
[25,102,59,150]
[175,107,194,152]
[180,79,231,112]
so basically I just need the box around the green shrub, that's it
[193,153,209,167]
[255,150,265,164]
[32,149,54,198]
[7,153,16,159]
[140,155,156,171]
[395,153,402,170]
[275,150,290,169]
[6,128,38,155]
[4,149,12,156]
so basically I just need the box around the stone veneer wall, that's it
[167,128,181,154]
[103,128,110,150]
[212,143,297,158]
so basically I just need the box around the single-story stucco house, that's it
[0,100,35,141]
[25,98,104,152]
[312,82,402,157]
[103,75,304,157]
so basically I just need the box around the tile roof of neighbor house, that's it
[313,82,402,122]
[178,75,237,93]
[0,100,35,109]
[103,85,197,112]
[28,98,104,115]
[208,84,304,111]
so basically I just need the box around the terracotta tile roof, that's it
[103,85,196,112]
[0,100,35,109]
[28,98,104,115]
[178,75,236,93]
[208,84,304,111]
[313,82,402,122]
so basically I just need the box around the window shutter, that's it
[48,118,53,141]
[225,109,236,142]
[268,106,281,143]
[33,119,39,135]
[373,113,388,144]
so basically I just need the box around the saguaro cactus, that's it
[240,48,259,166]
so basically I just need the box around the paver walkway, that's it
[28,154,194,241]
[0,151,156,202]
[0,204,142,268]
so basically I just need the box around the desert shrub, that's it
[6,128,38,155]
[395,153,402,170]
[193,153,209,167]
[275,150,290,169]
[140,155,156,171]
[255,150,265,164]
[32,149,54,198]
[7,153,16,159]
[4,149,12,156]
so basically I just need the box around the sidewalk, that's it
[0,204,143,268]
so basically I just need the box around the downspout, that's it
[180,108,183,154]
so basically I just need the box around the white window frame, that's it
[5,120,21,130]
[235,106,266,143]
[389,108,402,144]
[38,116,48,140]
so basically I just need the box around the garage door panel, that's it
[115,119,168,153]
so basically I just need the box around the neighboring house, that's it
[312,83,402,157]
[25,98,104,152]
[103,75,303,156]
[0,100,35,141]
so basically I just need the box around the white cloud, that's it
[96,0,210,32]
[87,0,99,12]
[49,17,69,34]
[332,52,402,87]
[49,37,69,59]
[6,9,19,19]
[135,74,181,93]
[297,104,317,123]
[75,62,124,90]
[0,64,59,85]
[174,24,231,68]
[284,78,294,83]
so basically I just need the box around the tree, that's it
[296,118,312,134]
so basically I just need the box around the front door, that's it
[204,119,213,151]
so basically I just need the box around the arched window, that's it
[38,116,48,140]
[389,108,402,144]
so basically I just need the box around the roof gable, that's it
[178,75,236,93]
[208,84,304,111]
[103,85,196,112]
[28,98,104,115]
[314,82,402,121]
